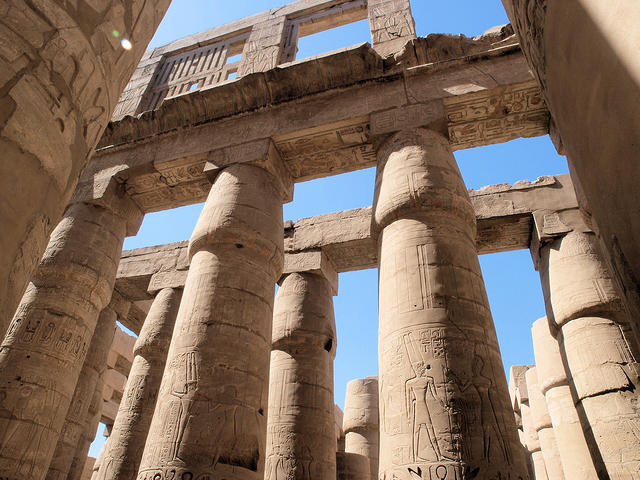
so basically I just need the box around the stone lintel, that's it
[115,174,577,307]
[88,38,545,213]
[369,100,447,137]
[203,138,294,202]
[282,250,339,295]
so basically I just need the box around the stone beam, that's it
[115,174,576,307]
[86,34,549,214]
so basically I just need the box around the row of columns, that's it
[509,227,640,478]
[4,126,640,480]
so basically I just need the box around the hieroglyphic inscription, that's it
[275,121,376,181]
[445,84,549,149]
[368,0,416,45]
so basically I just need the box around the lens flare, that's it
[121,38,132,50]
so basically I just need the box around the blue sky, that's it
[90,0,569,457]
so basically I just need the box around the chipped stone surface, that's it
[0,0,171,339]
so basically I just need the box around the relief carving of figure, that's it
[449,355,509,464]
[403,334,454,463]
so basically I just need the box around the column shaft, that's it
[0,0,170,336]
[343,377,379,480]
[373,129,528,478]
[67,375,107,480]
[531,317,598,478]
[45,303,117,479]
[541,231,640,476]
[336,452,371,480]
[525,368,564,480]
[265,272,337,480]
[0,197,136,479]
[97,287,182,480]
[137,164,284,480]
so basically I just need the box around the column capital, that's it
[281,249,338,295]
[204,138,294,202]
[71,175,144,236]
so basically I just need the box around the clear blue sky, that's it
[91,0,569,457]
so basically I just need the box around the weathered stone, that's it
[336,452,371,480]
[502,0,640,335]
[265,271,337,480]
[539,231,640,477]
[368,0,416,57]
[373,128,528,479]
[0,0,170,337]
[343,377,379,480]
[46,303,117,480]
[95,287,183,480]
[137,162,287,480]
[525,368,564,480]
[0,190,140,479]
[531,317,598,479]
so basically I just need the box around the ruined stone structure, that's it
[1,1,639,479]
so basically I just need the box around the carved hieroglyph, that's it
[540,231,640,477]
[368,0,416,57]
[137,163,286,480]
[343,377,379,480]
[96,287,183,480]
[45,303,117,480]
[524,368,562,480]
[0,193,139,479]
[0,0,170,337]
[372,129,528,479]
[265,272,337,480]
[531,317,598,479]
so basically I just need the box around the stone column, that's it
[67,377,108,480]
[265,252,338,480]
[137,145,292,480]
[97,287,183,480]
[531,317,598,479]
[343,377,379,480]
[525,368,564,480]
[508,365,534,479]
[367,0,416,57]
[0,1,170,336]
[45,301,118,480]
[336,452,370,480]
[0,182,141,479]
[520,400,547,480]
[373,128,528,479]
[540,231,640,476]
[501,0,640,335]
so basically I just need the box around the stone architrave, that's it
[525,368,564,480]
[501,0,640,334]
[265,266,337,480]
[96,287,183,480]
[540,231,640,476]
[137,159,289,480]
[336,452,371,480]
[367,0,416,57]
[531,317,598,479]
[343,377,379,480]
[45,302,118,480]
[0,185,141,479]
[0,0,170,336]
[372,128,528,479]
